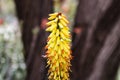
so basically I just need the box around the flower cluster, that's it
[45,12,72,80]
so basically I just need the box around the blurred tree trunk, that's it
[14,0,53,80]
[72,0,120,80]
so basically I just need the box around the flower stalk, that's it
[45,12,72,80]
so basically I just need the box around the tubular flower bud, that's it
[45,12,72,80]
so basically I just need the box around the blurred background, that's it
[0,0,120,80]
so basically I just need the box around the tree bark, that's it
[72,0,120,80]
[14,0,53,80]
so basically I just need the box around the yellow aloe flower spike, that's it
[46,12,72,80]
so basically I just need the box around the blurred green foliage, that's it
[116,66,120,80]
[0,0,26,80]
[0,21,26,80]
[0,0,15,16]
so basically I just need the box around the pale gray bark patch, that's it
[88,18,120,80]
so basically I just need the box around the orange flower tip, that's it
[62,50,64,53]
[42,55,47,58]
[46,50,50,53]
[47,37,51,42]
[45,45,48,49]
[70,56,73,59]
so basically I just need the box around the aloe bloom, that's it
[45,12,72,80]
